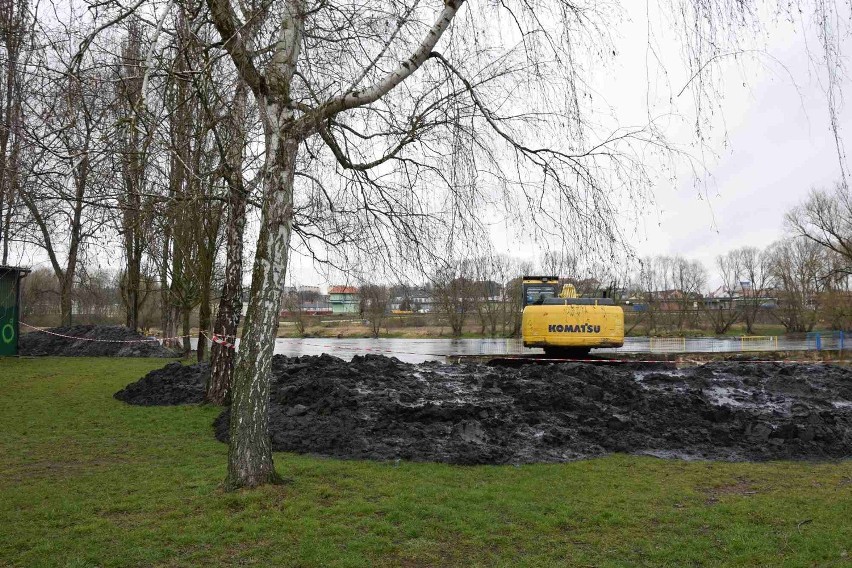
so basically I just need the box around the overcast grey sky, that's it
[639,45,848,267]
[474,1,852,290]
[620,3,849,274]
[311,2,852,292]
[11,1,851,292]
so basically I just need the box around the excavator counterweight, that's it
[521,276,625,357]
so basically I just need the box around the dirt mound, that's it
[114,362,209,405]
[19,325,178,357]
[114,357,293,406]
[120,354,852,464]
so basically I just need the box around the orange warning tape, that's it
[202,331,236,350]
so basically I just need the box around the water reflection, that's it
[191,337,537,364]
[189,334,808,363]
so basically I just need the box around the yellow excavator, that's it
[521,276,624,357]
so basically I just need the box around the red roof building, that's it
[329,286,359,314]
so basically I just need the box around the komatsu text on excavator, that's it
[521,276,624,357]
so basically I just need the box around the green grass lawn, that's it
[1,357,850,567]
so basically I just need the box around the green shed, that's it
[0,266,30,356]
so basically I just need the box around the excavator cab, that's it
[522,276,560,306]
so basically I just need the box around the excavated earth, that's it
[115,362,209,405]
[117,354,852,464]
[20,325,178,357]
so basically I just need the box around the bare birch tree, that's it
[205,0,485,488]
[703,252,740,335]
[767,237,825,332]
[19,50,113,326]
[786,184,852,275]
[732,246,773,334]
[359,283,390,337]
[0,0,29,264]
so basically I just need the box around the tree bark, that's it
[59,272,73,326]
[207,189,246,402]
[182,307,191,355]
[207,83,249,404]
[159,233,174,345]
[226,112,297,490]
[121,177,144,331]
[207,210,244,401]
[125,245,141,330]
[197,282,211,362]
[196,198,220,363]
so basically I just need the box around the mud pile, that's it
[115,362,209,405]
[118,354,852,464]
[19,325,178,357]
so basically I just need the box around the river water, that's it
[189,333,824,364]
[191,337,532,364]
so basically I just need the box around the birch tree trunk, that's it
[208,0,460,489]
[226,115,297,488]
[159,235,174,344]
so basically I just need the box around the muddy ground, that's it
[117,354,852,464]
[20,325,178,357]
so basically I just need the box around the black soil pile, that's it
[19,325,178,357]
[119,354,852,464]
[114,362,209,405]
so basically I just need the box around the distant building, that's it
[703,284,778,311]
[282,285,321,297]
[299,295,332,315]
[652,289,690,311]
[411,289,435,313]
[624,289,700,312]
[477,280,503,301]
[329,286,360,314]
[279,286,332,316]
[390,287,435,313]
[703,286,737,310]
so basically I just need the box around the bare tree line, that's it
[293,217,852,338]
[0,1,259,408]
[628,186,852,335]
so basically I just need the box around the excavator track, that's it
[443,351,680,367]
[483,354,678,368]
